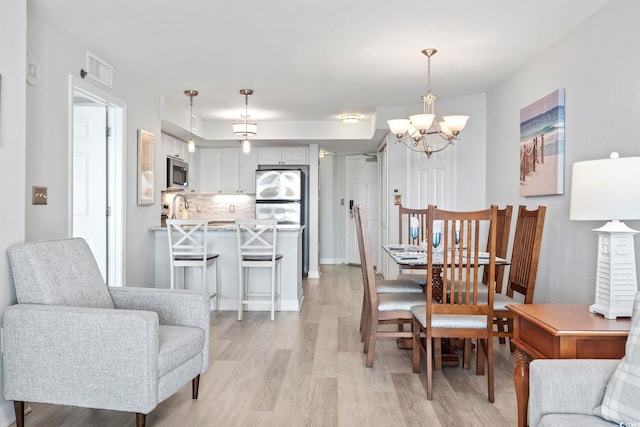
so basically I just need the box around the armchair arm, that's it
[109,287,210,373]
[2,304,159,414]
[528,359,619,427]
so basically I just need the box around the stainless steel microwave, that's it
[167,157,189,190]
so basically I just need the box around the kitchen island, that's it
[150,224,304,311]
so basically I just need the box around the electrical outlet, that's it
[32,186,48,205]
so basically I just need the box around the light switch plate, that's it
[32,186,48,205]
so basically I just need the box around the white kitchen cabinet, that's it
[198,148,222,192]
[220,148,240,194]
[162,133,188,160]
[257,147,308,165]
[239,149,257,193]
[198,147,256,194]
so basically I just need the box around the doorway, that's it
[70,77,125,286]
[345,155,380,267]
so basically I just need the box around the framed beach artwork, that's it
[137,129,155,205]
[519,89,565,196]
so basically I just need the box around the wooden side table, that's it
[507,304,630,427]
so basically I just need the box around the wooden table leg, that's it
[514,347,532,427]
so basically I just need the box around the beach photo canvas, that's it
[519,89,565,196]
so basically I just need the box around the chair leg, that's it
[426,335,433,400]
[136,413,146,427]
[238,266,244,321]
[412,319,421,373]
[14,401,24,427]
[270,262,276,322]
[192,374,200,399]
[365,316,378,367]
[463,338,472,369]
[476,338,486,376]
[433,338,442,370]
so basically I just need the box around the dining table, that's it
[383,243,510,366]
[383,244,509,302]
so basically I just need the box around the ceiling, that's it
[29,0,611,154]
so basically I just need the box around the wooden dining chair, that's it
[412,205,498,402]
[492,205,546,348]
[354,205,425,367]
[457,205,513,368]
[397,204,431,285]
[354,204,422,340]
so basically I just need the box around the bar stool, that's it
[235,219,282,321]
[167,219,219,310]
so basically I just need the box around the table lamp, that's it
[569,152,640,318]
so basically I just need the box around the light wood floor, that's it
[25,265,518,426]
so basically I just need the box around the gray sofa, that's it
[2,238,210,427]
[528,293,640,427]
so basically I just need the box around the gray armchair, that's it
[529,359,619,426]
[2,238,210,427]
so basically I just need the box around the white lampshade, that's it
[188,139,195,153]
[242,139,251,153]
[387,119,411,136]
[438,121,453,137]
[233,122,258,136]
[409,113,435,131]
[442,115,469,132]
[570,154,640,221]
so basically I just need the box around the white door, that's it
[408,140,454,209]
[346,155,379,266]
[71,81,125,286]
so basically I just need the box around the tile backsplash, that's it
[161,192,255,223]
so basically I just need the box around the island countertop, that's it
[148,223,305,232]
[150,224,304,312]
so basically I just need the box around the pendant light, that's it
[233,89,257,153]
[185,90,198,153]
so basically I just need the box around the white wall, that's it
[0,2,26,424]
[486,0,640,304]
[26,13,161,287]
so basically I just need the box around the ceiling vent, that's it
[86,52,113,88]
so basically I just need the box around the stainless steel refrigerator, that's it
[255,169,308,275]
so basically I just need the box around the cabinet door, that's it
[239,149,257,194]
[199,148,222,192]
[257,147,282,165]
[281,147,308,165]
[221,148,240,193]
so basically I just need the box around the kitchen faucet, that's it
[171,193,189,219]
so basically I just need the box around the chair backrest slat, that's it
[506,205,546,303]
[398,204,430,245]
[354,205,379,309]
[427,205,497,321]
[235,219,278,261]
[483,205,513,293]
[167,219,209,262]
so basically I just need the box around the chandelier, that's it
[184,90,198,153]
[387,48,469,158]
[232,89,257,153]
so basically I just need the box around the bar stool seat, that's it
[235,219,282,321]
[167,219,219,310]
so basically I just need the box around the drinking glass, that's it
[410,226,419,241]
[432,232,441,250]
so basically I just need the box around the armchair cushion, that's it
[158,325,204,377]
[8,238,114,309]
[593,294,640,424]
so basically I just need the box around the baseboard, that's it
[307,270,320,279]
